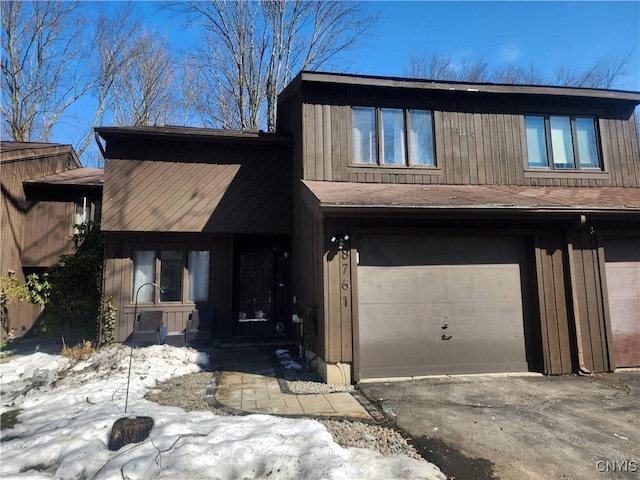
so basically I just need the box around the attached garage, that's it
[356,234,536,379]
[603,236,640,368]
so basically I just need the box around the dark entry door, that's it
[233,236,290,338]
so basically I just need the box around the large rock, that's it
[108,416,154,451]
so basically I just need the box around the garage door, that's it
[603,237,640,367]
[357,235,531,379]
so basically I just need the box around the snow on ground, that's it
[0,345,445,480]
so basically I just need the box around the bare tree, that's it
[405,51,632,89]
[1,1,90,142]
[492,64,546,85]
[175,0,375,131]
[1,1,143,160]
[74,2,141,155]
[553,51,632,88]
[111,30,180,127]
[405,53,489,82]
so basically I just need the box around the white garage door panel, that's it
[357,235,530,378]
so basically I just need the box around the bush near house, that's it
[1,222,115,348]
[40,222,107,345]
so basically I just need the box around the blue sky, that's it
[357,1,639,87]
[134,0,640,89]
[53,1,640,162]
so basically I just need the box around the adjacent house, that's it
[96,71,640,384]
[0,142,103,340]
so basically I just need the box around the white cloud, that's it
[498,42,522,63]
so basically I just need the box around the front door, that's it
[233,236,290,338]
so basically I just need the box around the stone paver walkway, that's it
[214,370,373,420]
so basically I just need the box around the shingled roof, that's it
[302,180,640,215]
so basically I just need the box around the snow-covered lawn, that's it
[0,345,444,479]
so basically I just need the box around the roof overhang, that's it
[23,168,103,189]
[0,142,81,167]
[301,180,640,219]
[280,71,640,105]
[95,126,292,146]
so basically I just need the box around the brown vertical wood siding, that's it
[295,84,640,187]
[291,200,325,356]
[1,146,79,337]
[22,201,75,266]
[324,217,353,364]
[534,231,573,374]
[567,230,612,372]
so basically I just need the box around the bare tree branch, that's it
[1,1,91,142]
[405,51,632,89]
[74,2,141,156]
[553,51,632,88]
[111,29,180,127]
[405,53,489,82]
[174,0,376,131]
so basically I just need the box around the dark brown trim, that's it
[596,237,616,370]
[96,126,293,146]
[349,235,361,383]
[347,165,444,174]
[317,204,640,217]
[523,170,611,180]
[292,71,640,103]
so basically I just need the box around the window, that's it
[352,107,435,166]
[133,251,155,303]
[525,115,601,170]
[74,198,101,233]
[188,251,210,302]
[381,108,405,165]
[74,198,90,233]
[352,107,377,164]
[409,110,435,166]
[132,249,210,304]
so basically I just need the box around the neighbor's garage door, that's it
[357,235,531,379]
[603,237,640,367]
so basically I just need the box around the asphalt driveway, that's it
[358,372,639,480]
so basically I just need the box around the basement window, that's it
[525,115,602,171]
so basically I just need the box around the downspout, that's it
[566,214,592,375]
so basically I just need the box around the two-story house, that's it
[96,72,640,384]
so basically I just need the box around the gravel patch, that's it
[318,419,423,460]
[144,371,230,416]
[276,349,354,394]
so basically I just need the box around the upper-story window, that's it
[352,107,435,166]
[525,115,601,170]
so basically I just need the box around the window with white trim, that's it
[525,115,602,170]
[352,107,435,166]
